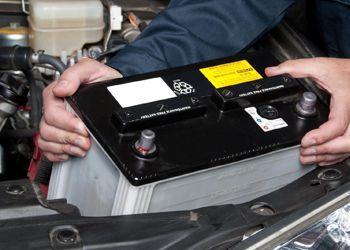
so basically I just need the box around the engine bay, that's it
[0,1,350,249]
[0,0,169,182]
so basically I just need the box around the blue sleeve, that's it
[107,0,296,77]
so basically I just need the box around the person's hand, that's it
[265,57,350,166]
[39,58,122,162]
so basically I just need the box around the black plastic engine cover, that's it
[67,52,329,185]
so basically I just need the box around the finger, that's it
[300,146,317,156]
[38,127,90,152]
[318,159,347,166]
[301,134,350,156]
[40,117,90,149]
[265,58,350,95]
[315,154,349,163]
[39,137,87,158]
[53,58,121,97]
[43,113,88,138]
[265,58,328,79]
[41,108,88,138]
[300,153,349,165]
[42,83,89,137]
[43,152,70,162]
[301,102,349,147]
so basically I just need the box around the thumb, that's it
[53,58,121,97]
[53,79,77,98]
[265,58,326,79]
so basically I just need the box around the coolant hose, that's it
[37,54,66,74]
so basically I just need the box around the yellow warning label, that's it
[200,60,263,89]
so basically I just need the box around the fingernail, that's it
[301,155,316,165]
[75,122,87,136]
[266,66,280,71]
[74,137,87,148]
[58,155,69,161]
[70,147,86,157]
[303,146,317,155]
[55,80,69,90]
[304,139,317,147]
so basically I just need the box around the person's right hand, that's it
[265,57,350,166]
[38,58,122,162]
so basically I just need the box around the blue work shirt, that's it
[107,0,350,77]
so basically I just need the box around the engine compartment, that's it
[0,0,169,182]
[0,1,350,249]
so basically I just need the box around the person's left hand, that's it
[39,58,122,162]
[265,57,350,166]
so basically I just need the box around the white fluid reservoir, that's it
[28,0,105,56]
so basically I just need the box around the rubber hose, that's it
[38,54,66,74]
[25,70,41,130]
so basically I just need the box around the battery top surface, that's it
[67,52,329,186]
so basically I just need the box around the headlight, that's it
[276,201,350,249]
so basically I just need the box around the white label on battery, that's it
[244,107,288,132]
[107,77,177,108]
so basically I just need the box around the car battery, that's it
[48,52,329,216]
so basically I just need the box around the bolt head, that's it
[6,185,25,195]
